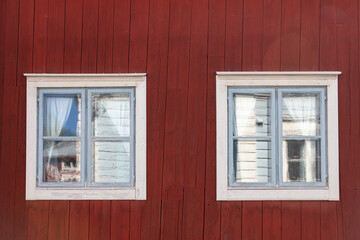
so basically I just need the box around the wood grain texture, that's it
[0,0,359,239]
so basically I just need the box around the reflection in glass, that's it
[92,93,131,137]
[233,93,271,137]
[43,140,81,182]
[43,94,81,136]
[92,141,131,183]
[282,139,321,182]
[282,93,321,136]
[233,140,271,183]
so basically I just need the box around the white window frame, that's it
[216,71,340,201]
[26,74,146,200]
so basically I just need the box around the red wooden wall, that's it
[0,0,360,239]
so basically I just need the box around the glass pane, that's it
[233,93,271,137]
[92,93,131,137]
[282,139,321,182]
[43,140,81,182]
[43,94,81,137]
[282,92,321,136]
[92,141,131,183]
[233,139,272,183]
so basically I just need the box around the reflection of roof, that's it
[44,141,77,158]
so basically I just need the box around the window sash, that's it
[228,87,327,188]
[87,88,135,187]
[228,88,276,187]
[278,88,327,187]
[37,89,86,187]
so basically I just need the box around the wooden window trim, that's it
[25,74,146,200]
[216,71,340,201]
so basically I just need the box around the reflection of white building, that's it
[92,94,131,183]
[234,94,320,183]
[234,94,271,183]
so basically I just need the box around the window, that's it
[26,74,146,200]
[216,72,340,201]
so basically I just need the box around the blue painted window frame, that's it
[87,88,135,187]
[228,87,327,188]
[37,88,135,188]
[228,88,277,187]
[38,89,86,187]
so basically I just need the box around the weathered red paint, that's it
[0,0,359,239]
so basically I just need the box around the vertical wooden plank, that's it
[281,202,301,240]
[224,0,243,70]
[348,0,360,238]
[89,201,111,240]
[242,0,263,71]
[112,0,130,72]
[220,203,242,240]
[181,0,208,238]
[0,0,20,238]
[48,201,70,240]
[280,0,301,70]
[262,1,281,238]
[27,202,50,240]
[69,201,89,240]
[160,1,192,239]
[139,0,170,239]
[262,0,281,71]
[263,202,281,240]
[81,0,98,73]
[299,0,322,239]
[203,0,226,238]
[128,0,150,72]
[13,0,35,238]
[111,202,130,240]
[302,202,321,240]
[241,0,263,239]
[0,0,5,164]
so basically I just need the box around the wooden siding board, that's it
[220,202,242,240]
[48,201,70,240]
[203,0,225,238]
[160,0,191,239]
[111,202,130,240]
[89,201,111,240]
[224,0,243,70]
[113,0,130,72]
[335,0,352,238]
[181,0,208,238]
[27,202,49,240]
[69,201,90,240]
[139,0,170,238]
[262,202,281,240]
[0,0,20,238]
[13,0,35,238]
[81,0,98,73]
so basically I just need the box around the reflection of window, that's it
[216,72,340,201]
[26,74,146,200]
